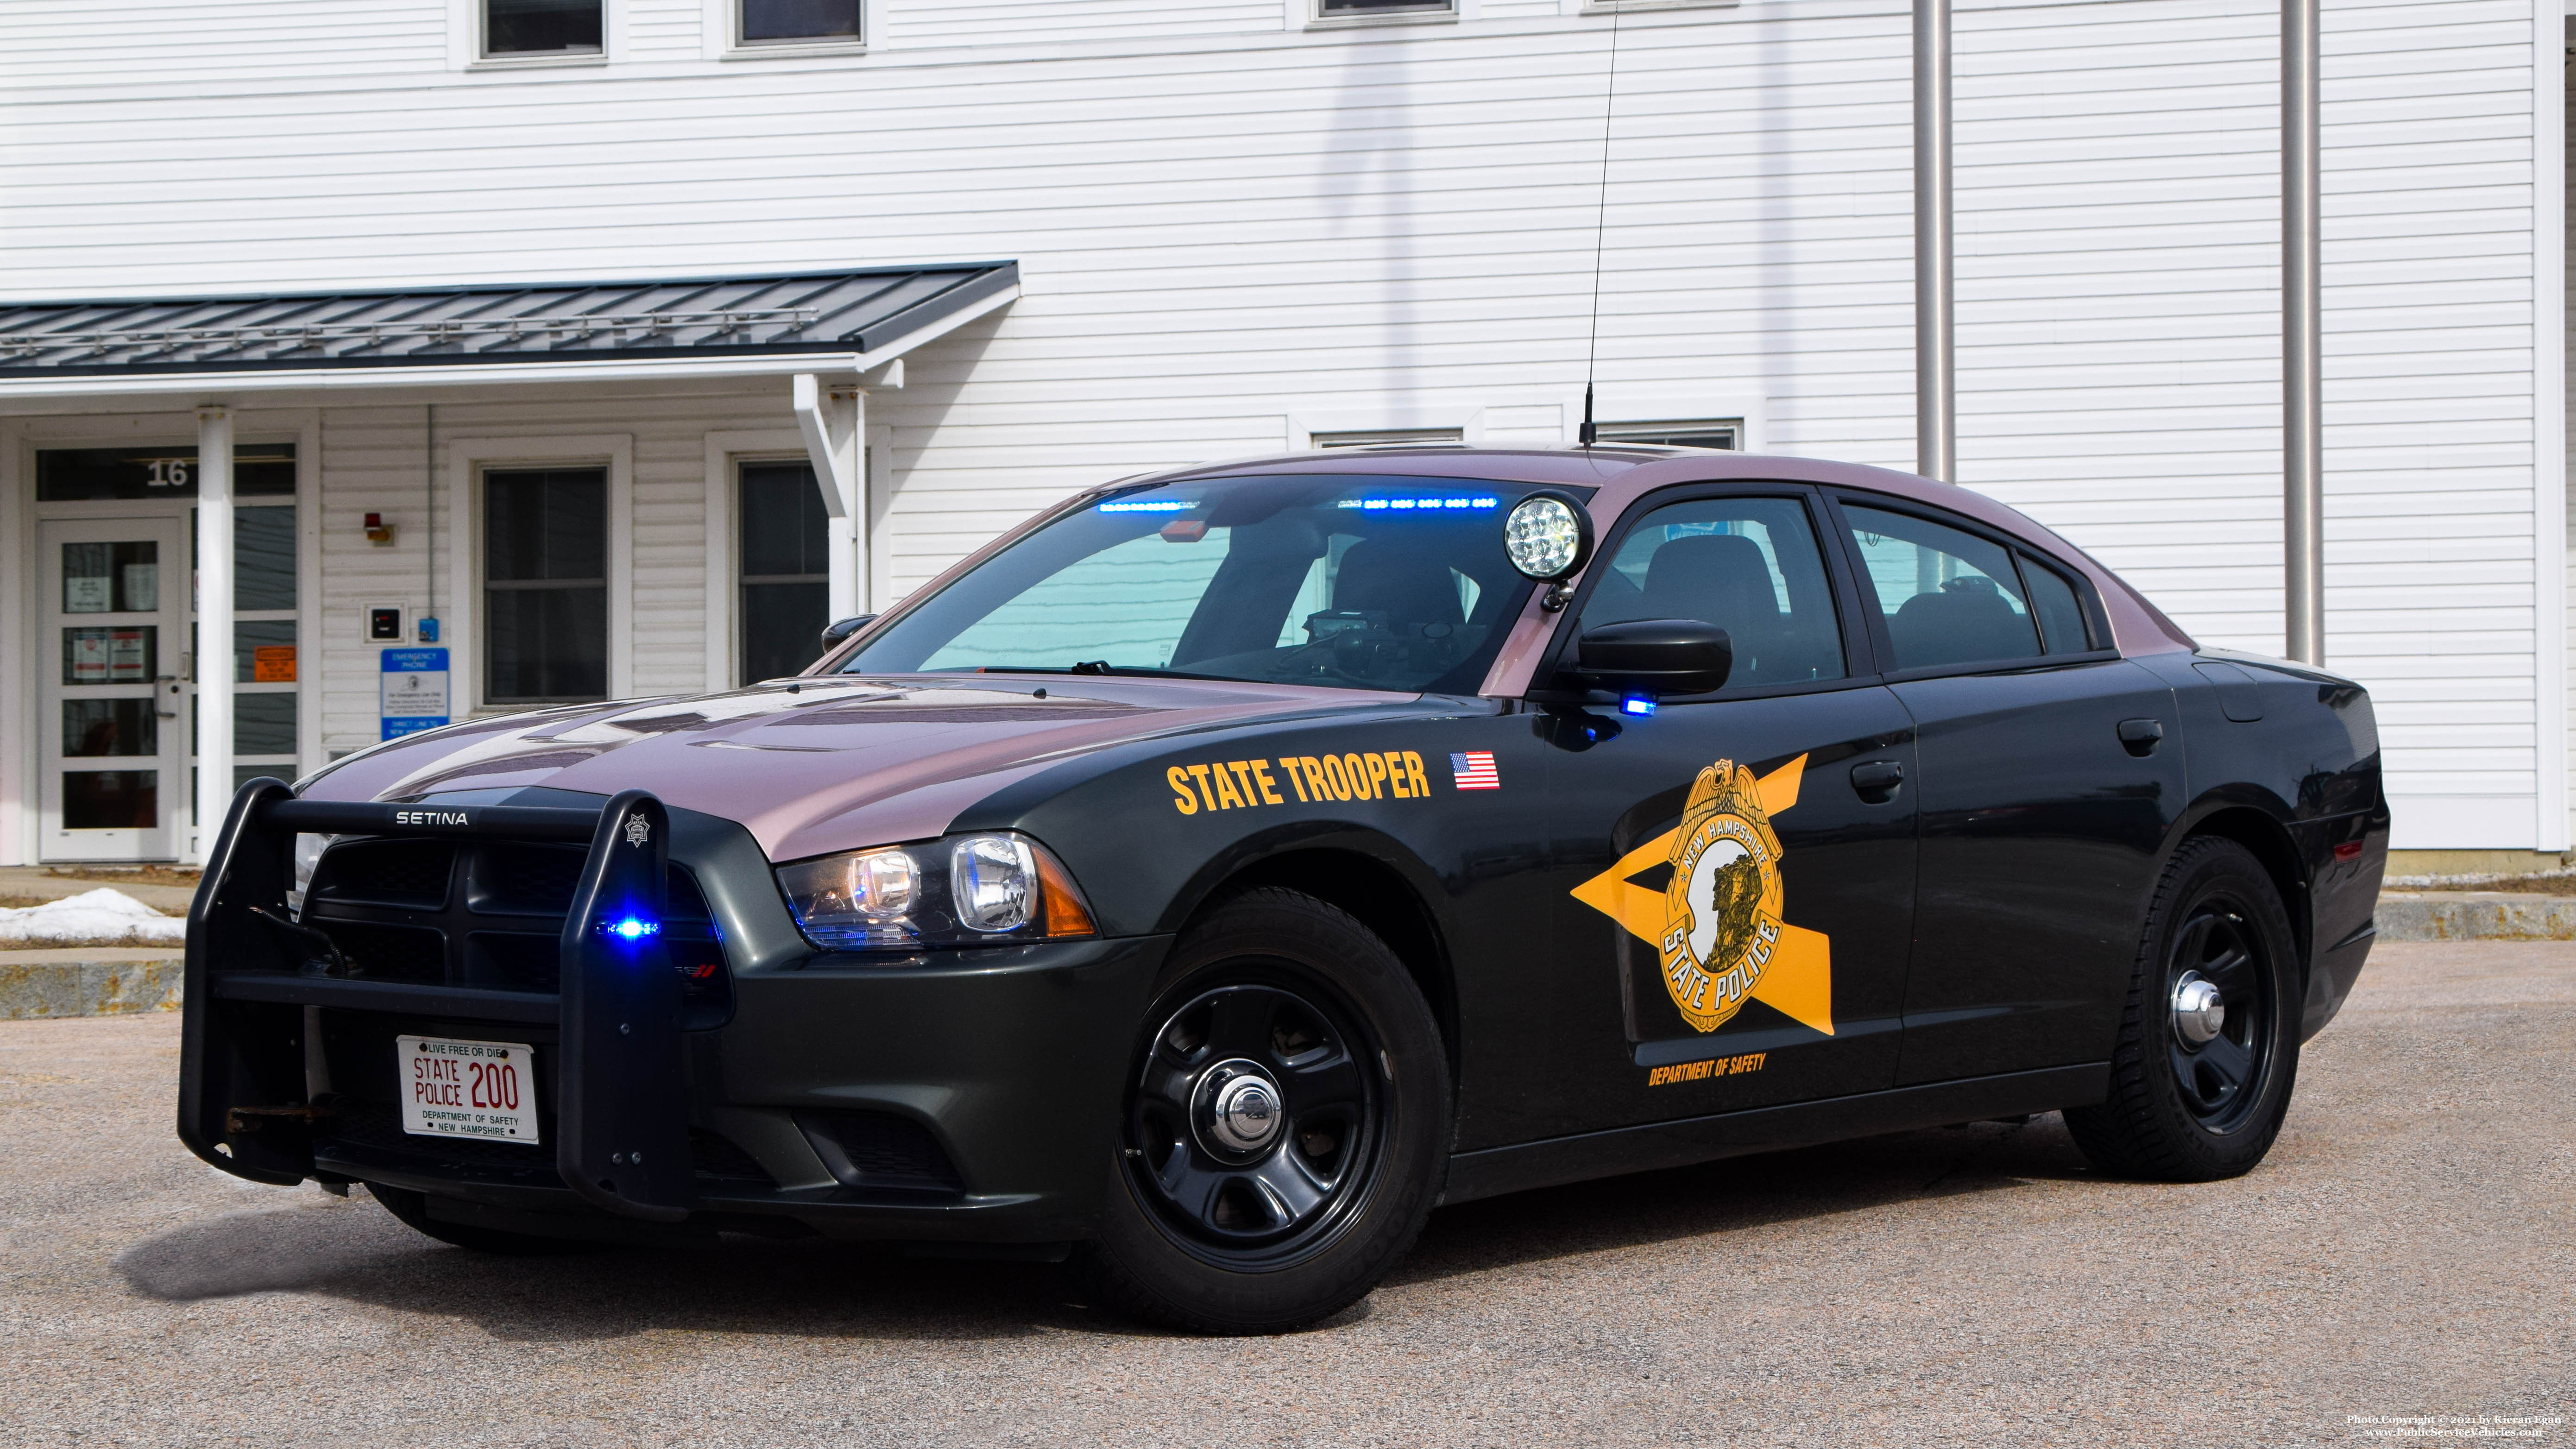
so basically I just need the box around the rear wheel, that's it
[1069,888,1450,1334]
[369,1184,605,1256]
[2065,837,2301,1181]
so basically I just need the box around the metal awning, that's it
[0,262,1018,398]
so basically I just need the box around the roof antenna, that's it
[1578,0,1626,448]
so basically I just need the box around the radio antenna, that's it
[1579,0,1627,448]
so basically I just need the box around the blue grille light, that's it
[601,916,661,941]
[1620,696,1658,717]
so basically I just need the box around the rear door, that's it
[1480,485,1918,1148]
[1826,496,2185,1085]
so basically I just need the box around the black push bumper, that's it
[179,780,1168,1245]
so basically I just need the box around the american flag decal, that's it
[1449,750,1501,791]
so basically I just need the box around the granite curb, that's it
[2375,892,2576,942]
[0,951,185,1020]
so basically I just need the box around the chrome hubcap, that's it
[1195,1058,1284,1156]
[2171,970,2226,1046]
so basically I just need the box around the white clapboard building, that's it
[0,0,2563,871]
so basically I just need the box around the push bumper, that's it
[179,779,1169,1245]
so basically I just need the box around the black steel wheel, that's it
[2066,836,2301,1182]
[1127,980,1381,1265]
[2163,900,2272,1132]
[1070,887,1449,1334]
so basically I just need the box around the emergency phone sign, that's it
[380,648,450,740]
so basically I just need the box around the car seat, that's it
[1639,533,1782,681]
[1888,574,2037,668]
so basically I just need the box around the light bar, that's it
[1336,497,1500,511]
[1099,499,1195,513]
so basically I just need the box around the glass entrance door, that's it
[39,517,186,860]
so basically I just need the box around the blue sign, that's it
[381,647,451,740]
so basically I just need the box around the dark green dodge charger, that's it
[180,446,2387,1333]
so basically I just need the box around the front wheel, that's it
[2065,837,2302,1182]
[1068,888,1451,1334]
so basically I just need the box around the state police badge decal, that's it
[1661,760,1784,1033]
[1568,753,1836,1041]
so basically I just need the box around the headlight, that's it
[776,832,1096,953]
[286,832,335,917]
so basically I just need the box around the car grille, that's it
[302,837,731,1025]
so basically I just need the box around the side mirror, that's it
[819,615,876,652]
[1570,618,1732,696]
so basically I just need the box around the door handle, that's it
[1850,759,1904,798]
[2117,718,2165,756]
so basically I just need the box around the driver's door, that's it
[1491,487,1920,1145]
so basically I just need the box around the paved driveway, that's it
[5,942,2568,1447]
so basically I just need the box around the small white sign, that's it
[397,1035,539,1143]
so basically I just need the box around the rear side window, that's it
[2020,555,2093,654]
[1841,504,2041,671]
[1580,496,1846,687]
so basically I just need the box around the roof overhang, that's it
[0,262,1017,406]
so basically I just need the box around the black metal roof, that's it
[0,262,1017,379]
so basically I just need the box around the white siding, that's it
[0,0,2555,845]
[0,2,447,87]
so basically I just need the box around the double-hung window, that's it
[1315,0,1456,19]
[484,468,609,704]
[739,0,862,46]
[737,461,833,684]
[1594,419,1743,451]
[484,0,603,58]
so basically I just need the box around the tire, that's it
[2064,836,2302,1182]
[1068,888,1451,1335]
[369,1184,607,1256]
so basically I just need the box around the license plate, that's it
[397,1035,540,1144]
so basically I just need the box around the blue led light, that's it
[1336,496,1499,512]
[601,917,661,940]
[1099,499,1195,513]
[1621,696,1658,717]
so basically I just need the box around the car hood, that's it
[300,675,1405,863]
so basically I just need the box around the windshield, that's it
[839,473,1564,693]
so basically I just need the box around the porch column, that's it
[192,404,233,864]
[793,373,864,622]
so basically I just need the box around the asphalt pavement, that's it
[5,941,2568,1447]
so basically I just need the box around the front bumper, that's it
[179,781,1169,1246]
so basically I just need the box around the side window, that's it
[2019,554,2094,655]
[1841,504,2041,671]
[1579,496,1846,687]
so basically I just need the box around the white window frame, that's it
[1571,390,1768,453]
[1590,418,1748,451]
[1288,409,1484,450]
[456,0,617,70]
[1574,0,1737,15]
[445,435,634,713]
[701,429,807,693]
[706,0,873,59]
[1301,0,1466,31]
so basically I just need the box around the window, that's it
[1580,496,1846,688]
[1593,419,1742,451]
[2019,556,2092,654]
[845,474,1541,695]
[1316,0,1454,16]
[1309,428,1465,449]
[740,0,860,44]
[484,468,608,703]
[1841,505,2042,672]
[738,460,832,684]
[485,0,603,57]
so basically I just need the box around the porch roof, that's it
[0,262,1018,398]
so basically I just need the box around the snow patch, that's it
[0,888,185,947]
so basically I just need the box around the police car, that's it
[180,447,2387,1334]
